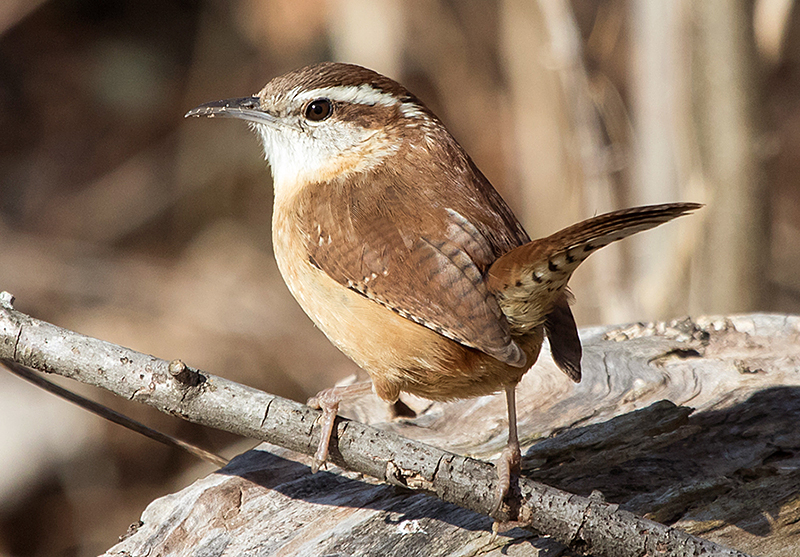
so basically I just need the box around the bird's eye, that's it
[304,99,332,122]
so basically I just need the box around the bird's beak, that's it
[184,96,278,126]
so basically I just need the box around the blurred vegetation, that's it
[0,0,797,555]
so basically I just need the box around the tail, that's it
[486,202,701,381]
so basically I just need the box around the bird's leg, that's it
[307,381,374,472]
[492,385,521,516]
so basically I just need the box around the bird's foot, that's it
[307,381,373,473]
[307,387,341,473]
[490,441,522,534]
[491,441,521,514]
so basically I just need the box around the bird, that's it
[185,61,700,516]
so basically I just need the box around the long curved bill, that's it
[184,97,277,126]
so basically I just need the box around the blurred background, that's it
[0,0,796,554]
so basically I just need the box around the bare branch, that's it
[1,359,229,468]
[0,292,750,557]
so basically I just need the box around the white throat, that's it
[253,120,398,202]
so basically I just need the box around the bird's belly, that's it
[272,215,540,402]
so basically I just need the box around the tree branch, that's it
[2,359,229,467]
[0,292,750,557]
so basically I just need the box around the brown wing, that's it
[296,164,530,368]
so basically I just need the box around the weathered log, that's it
[2,291,797,555]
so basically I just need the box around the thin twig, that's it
[1,359,229,468]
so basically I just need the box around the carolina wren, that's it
[186,62,699,514]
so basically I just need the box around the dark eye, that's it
[304,98,332,121]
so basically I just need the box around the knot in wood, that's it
[385,460,434,491]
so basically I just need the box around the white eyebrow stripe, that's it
[295,84,400,107]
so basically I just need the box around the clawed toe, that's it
[307,381,374,473]
[307,388,341,473]
[491,441,521,515]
